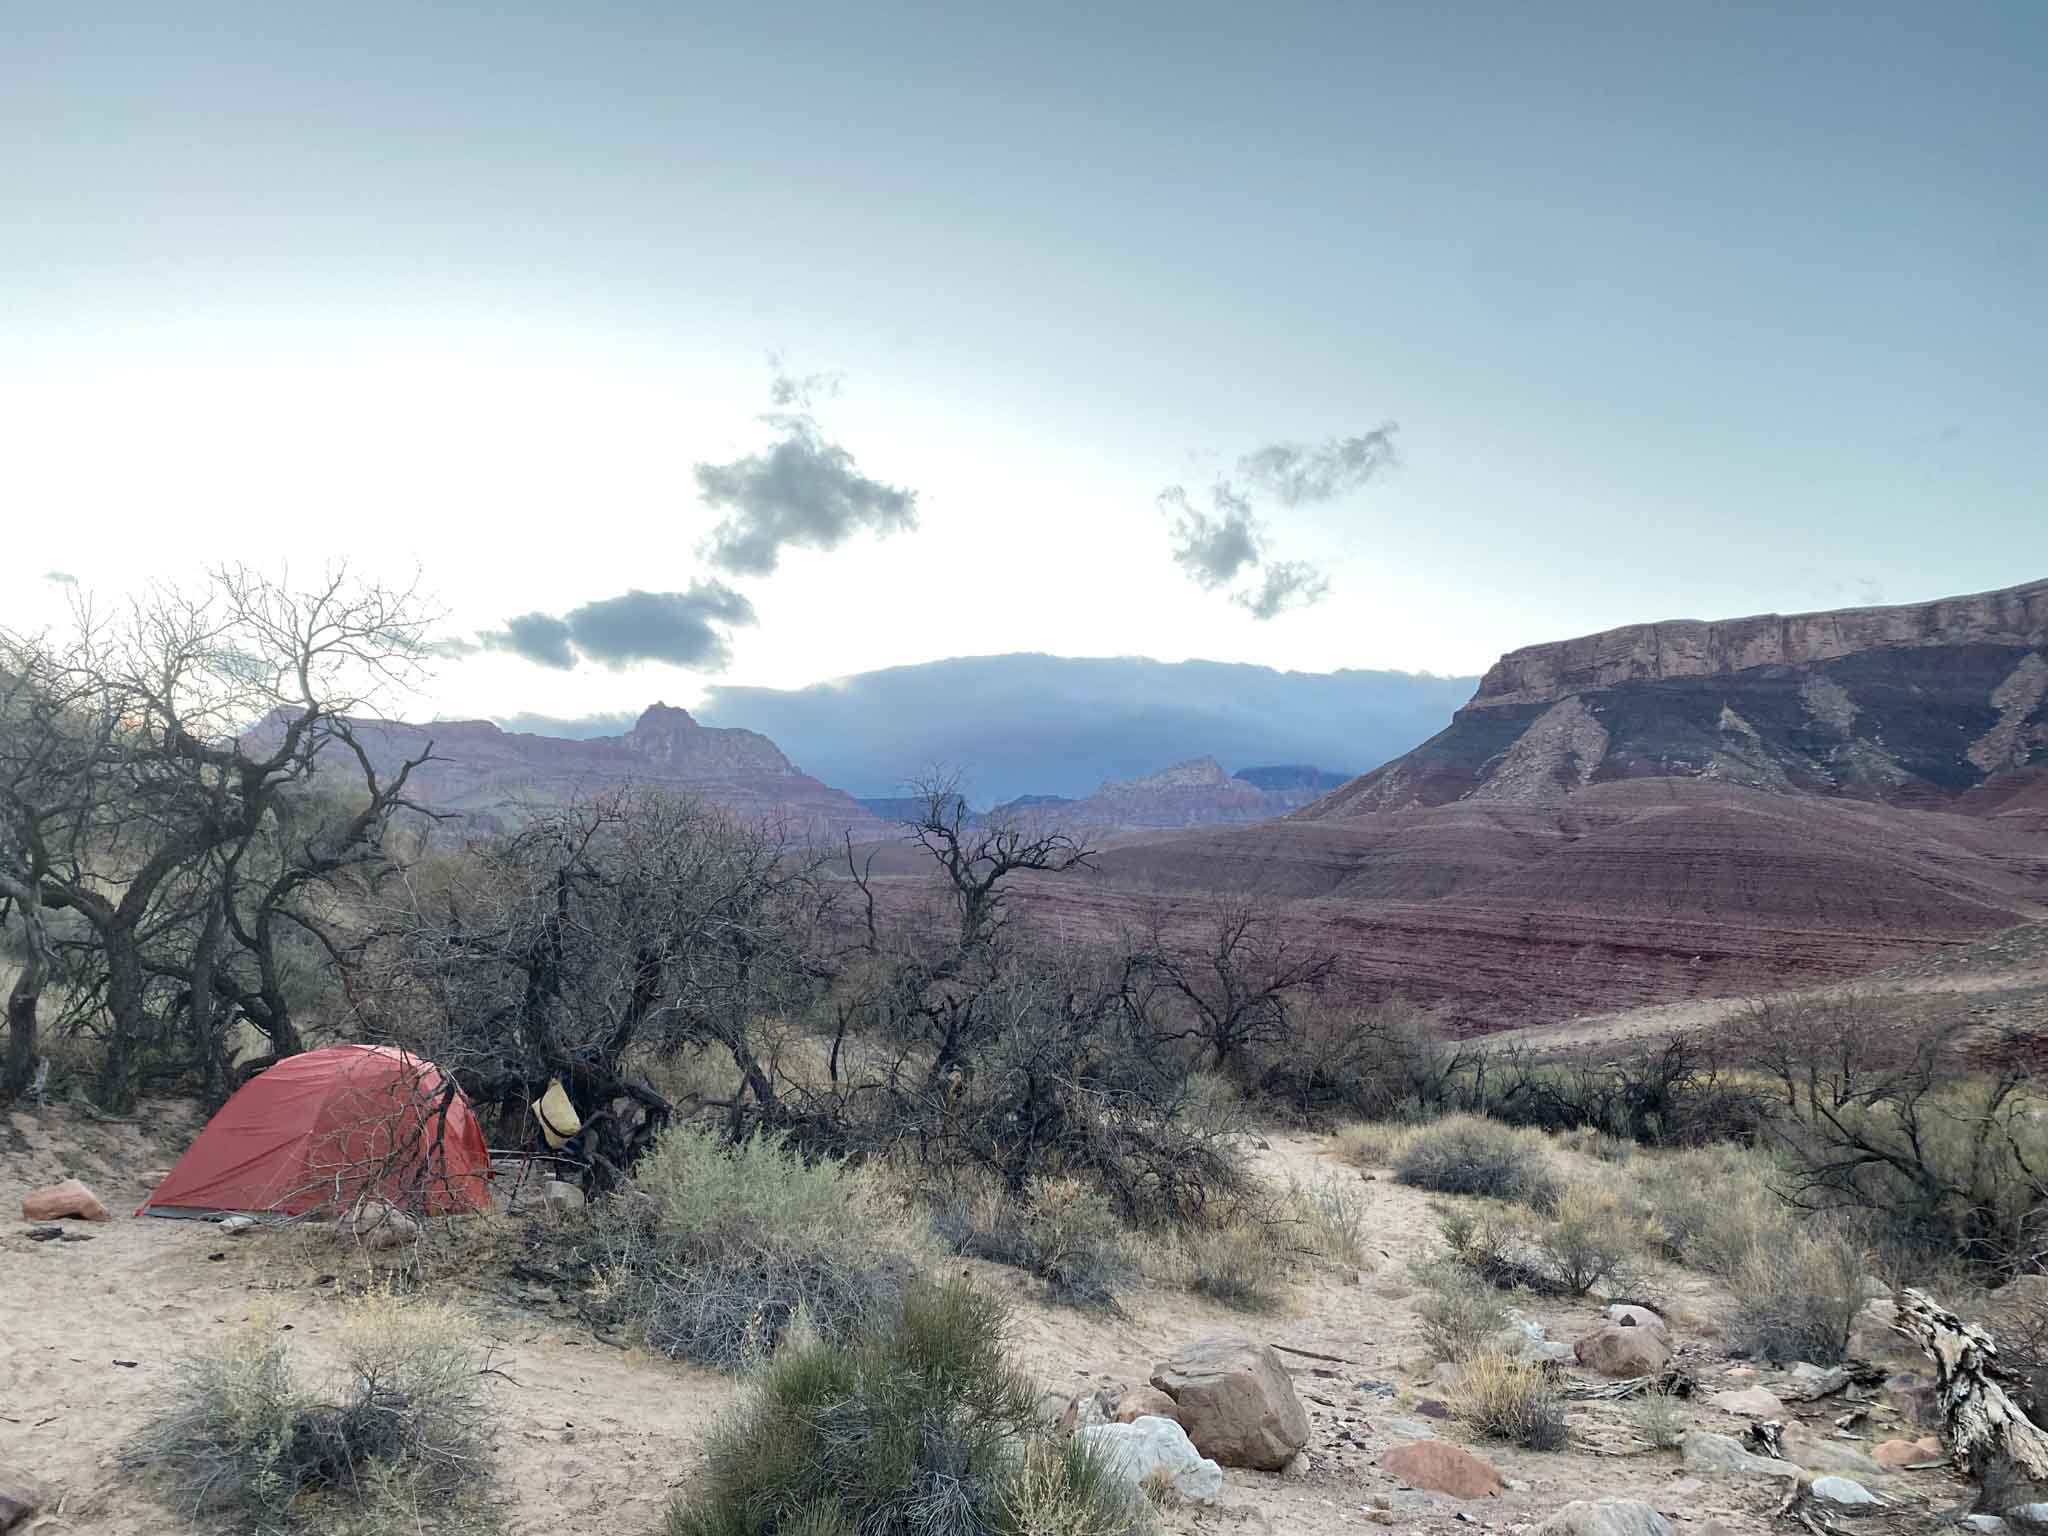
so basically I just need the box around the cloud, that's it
[1233,561,1331,620]
[766,364,843,409]
[44,570,77,585]
[494,710,639,739]
[561,584,756,670]
[1237,425,1398,506]
[480,582,757,673]
[1162,483,1263,590]
[424,636,482,659]
[483,612,577,670]
[695,392,917,575]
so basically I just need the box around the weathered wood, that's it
[1894,1285,2048,1511]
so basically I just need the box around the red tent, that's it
[141,1044,492,1218]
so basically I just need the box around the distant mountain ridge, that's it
[989,755,1349,830]
[1304,578,2048,817]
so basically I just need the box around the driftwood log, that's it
[1894,1285,2048,1512]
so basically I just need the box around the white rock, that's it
[1533,1499,1676,1536]
[1078,1416,1224,1504]
[1809,1475,1879,1508]
[542,1179,587,1218]
[1679,1430,1802,1479]
[218,1214,257,1235]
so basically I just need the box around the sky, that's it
[4,2,2045,728]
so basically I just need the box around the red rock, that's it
[1380,1439,1503,1499]
[1114,1387,1181,1425]
[21,1179,110,1222]
[1575,1323,1670,1377]
[1871,1436,1941,1469]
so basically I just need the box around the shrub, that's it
[1453,1352,1568,1451]
[127,1292,494,1534]
[664,1279,1146,1536]
[1560,1128,1634,1164]
[1630,1386,1688,1450]
[1333,1121,1414,1169]
[1624,1143,1788,1276]
[602,1124,924,1371]
[934,1176,1139,1312]
[1393,1117,1558,1209]
[1173,1219,1290,1312]
[1411,1259,1510,1362]
[1285,1173,1372,1269]
[1527,1185,1655,1298]
[1731,1232,1866,1365]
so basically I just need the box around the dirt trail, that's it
[3,1112,1962,1536]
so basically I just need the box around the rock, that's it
[1809,1475,1879,1508]
[1780,1432,1884,1478]
[542,1179,586,1218]
[1151,1335,1310,1471]
[218,1215,257,1235]
[2007,1506,2048,1534]
[337,1198,419,1251]
[1784,1364,1853,1400]
[1871,1436,1941,1469]
[1605,1305,1670,1335]
[1575,1324,1671,1377]
[1114,1387,1181,1425]
[1380,1439,1503,1499]
[1679,1430,1802,1479]
[1077,1417,1223,1505]
[1377,1416,1437,1439]
[0,1480,37,1533]
[1883,1370,1942,1428]
[1279,1451,1310,1480]
[1958,1517,2010,1534]
[1709,1386,1787,1417]
[20,1178,110,1222]
[1533,1499,1676,1536]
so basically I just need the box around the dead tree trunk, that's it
[1894,1286,2048,1512]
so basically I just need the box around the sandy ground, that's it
[1,1107,1969,1536]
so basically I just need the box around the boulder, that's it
[20,1178,110,1222]
[1604,1305,1670,1335]
[337,1198,419,1251]
[1279,1451,1311,1479]
[1150,1336,1310,1471]
[1077,1417,1223,1505]
[542,1179,587,1219]
[1679,1430,1802,1479]
[1708,1386,1787,1417]
[1958,1518,2010,1534]
[1533,1499,1676,1536]
[1870,1436,1940,1469]
[2008,1505,2048,1534]
[1380,1439,1503,1499]
[1114,1387,1181,1425]
[1779,1433,1884,1478]
[1575,1323,1671,1377]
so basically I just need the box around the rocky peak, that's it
[1100,755,1238,795]
[623,700,792,776]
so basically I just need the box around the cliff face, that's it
[291,704,887,839]
[1305,578,2048,817]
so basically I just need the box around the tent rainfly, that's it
[140,1044,492,1219]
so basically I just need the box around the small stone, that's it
[218,1215,258,1235]
[1533,1498,1675,1536]
[2007,1506,2048,1534]
[1280,1451,1311,1480]
[1809,1475,1879,1508]
[1413,1398,1452,1419]
[1377,1415,1436,1439]
[1605,1304,1670,1334]
[542,1179,586,1218]
[1957,1517,2009,1534]
[336,1197,419,1251]
[1709,1386,1788,1417]
[0,1480,38,1533]
[1380,1440,1503,1499]
[1779,1431,1884,1477]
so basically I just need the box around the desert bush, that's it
[1333,1120,1415,1169]
[1623,1143,1789,1276]
[1411,1258,1511,1361]
[1393,1116,1558,1208]
[1169,1218,1291,1312]
[664,1278,1146,1536]
[1241,998,1443,1121]
[1453,1352,1569,1451]
[1560,1127,1634,1164]
[934,1176,1139,1311]
[601,1123,924,1372]
[1527,1184,1655,1298]
[1730,1231,1866,1365]
[1630,1386,1688,1450]
[1285,1172,1372,1268]
[127,1291,494,1534]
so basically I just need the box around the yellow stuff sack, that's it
[532,1079,581,1150]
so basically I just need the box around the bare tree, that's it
[1125,892,1334,1072]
